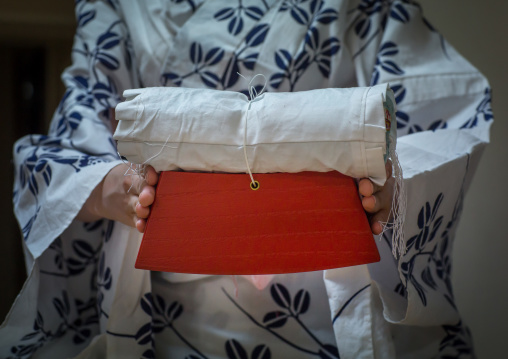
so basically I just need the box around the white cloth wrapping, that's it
[114,84,393,186]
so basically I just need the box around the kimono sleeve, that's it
[347,2,492,326]
[12,1,139,260]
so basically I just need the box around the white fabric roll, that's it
[114,83,393,186]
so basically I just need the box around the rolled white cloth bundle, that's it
[114,83,395,186]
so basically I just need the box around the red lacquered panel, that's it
[135,171,380,274]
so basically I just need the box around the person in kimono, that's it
[2,1,492,358]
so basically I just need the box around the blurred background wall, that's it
[424,1,508,358]
[1,1,506,357]
[0,0,74,325]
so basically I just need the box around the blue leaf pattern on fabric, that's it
[263,311,290,328]
[162,21,270,90]
[214,1,268,35]
[9,291,98,358]
[398,157,472,332]
[269,4,341,91]
[353,0,384,40]
[371,41,405,85]
[223,285,339,358]
[390,3,410,23]
[439,321,474,358]
[252,344,272,359]
[310,0,339,24]
[204,47,226,66]
[226,339,249,359]
[77,10,96,29]
[461,88,493,129]
[279,0,310,25]
[401,194,445,306]
[245,24,270,47]
[190,42,203,64]
[171,0,199,12]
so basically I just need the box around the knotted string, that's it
[120,158,146,193]
[379,140,407,258]
[238,73,267,190]
[117,137,177,193]
[378,91,407,258]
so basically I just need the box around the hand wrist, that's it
[76,177,106,223]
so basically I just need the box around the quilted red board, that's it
[135,171,380,274]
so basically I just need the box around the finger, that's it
[362,178,394,214]
[370,208,391,235]
[377,177,394,214]
[136,218,147,233]
[359,178,387,196]
[145,166,159,186]
[358,178,375,197]
[359,161,394,197]
[362,194,377,213]
[139,185,156,207]
[370,220,383,236]
[136,202,150,219]
[122,194,137,215]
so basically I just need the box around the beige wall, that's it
[423,1,508,358]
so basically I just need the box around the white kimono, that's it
[2,1,492,358]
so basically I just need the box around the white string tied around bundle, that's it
[239,73,267,190]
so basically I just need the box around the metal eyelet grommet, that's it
[250,181,260,191]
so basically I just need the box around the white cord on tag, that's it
[238,73,267,190]
[118,155,146,193]
[378,90,407,258]
[117,136,177,193]
[380,141,407,258]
